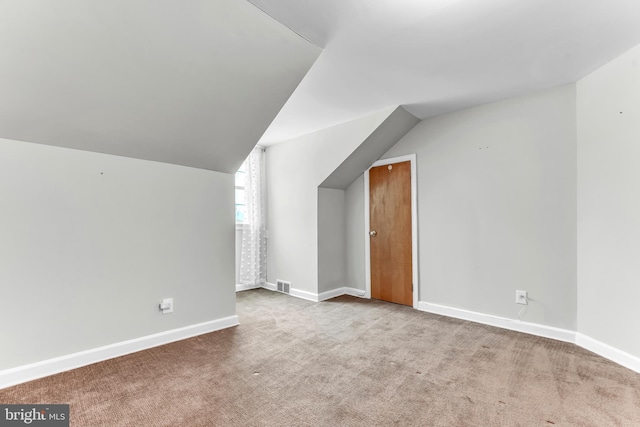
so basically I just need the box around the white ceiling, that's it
[2,1,639,168]
[253,0,640,145]
[0,0,320,173]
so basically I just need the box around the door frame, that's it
[364,154,419,309]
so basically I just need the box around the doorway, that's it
[364,155,418,308]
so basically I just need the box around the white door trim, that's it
[364,154,419,309]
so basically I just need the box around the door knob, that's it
[369,230,377,237]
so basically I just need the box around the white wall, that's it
[321,107,420,189]
[577,44,640,357]
[318,188,346,293]
[345,175,365,290]
[0,138,235,370]
[266,108,394,294]
[382,84,577,330]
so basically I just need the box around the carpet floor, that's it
[1,288,639,426]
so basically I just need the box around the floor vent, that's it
[276,280,291,294]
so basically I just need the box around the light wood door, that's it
[369,161,412,306]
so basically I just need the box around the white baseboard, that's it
[417,301,576,343]
[289,287,320,302]
[0,315,239,390]
[318,287,366,301]
[262,283,364,302]
[245,287,640,374]
[236,283,262,292]
[576,333,640,374]
[263,283,366,302]
[343,287,367,298]
[264,282,315,300]
[317,288,344,301]
[417,301,640,374]
[264,282,318,301]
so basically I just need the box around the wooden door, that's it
[369,161,412,306]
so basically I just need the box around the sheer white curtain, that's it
[239,147,267,285]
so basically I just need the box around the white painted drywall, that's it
[382,84,577,330]
[0,138,235,370]
[345,175,365,290]
[320,107,420,190]
[266,108,394,293]
[577,44,640,358]
[318,188,346,293]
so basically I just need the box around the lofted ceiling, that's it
[2,1,639,167]
[253,0,640,145]
[0,0,320,173]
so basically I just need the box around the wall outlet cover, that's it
[160,298,174,314]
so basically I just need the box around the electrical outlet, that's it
[516,290,528,305]
[160,298,174,314]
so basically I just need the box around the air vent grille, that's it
[276,279,291,294]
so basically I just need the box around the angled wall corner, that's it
[577,42,640,360]
[266,107,398,295]
[318,106,420,294]
[320,107,420,190]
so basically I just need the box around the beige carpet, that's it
[2,288,639,426]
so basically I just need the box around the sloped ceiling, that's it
[0,0,320,173]
[320,107,420,190]
[253,0,640,145]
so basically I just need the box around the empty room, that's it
[1,0,640,425]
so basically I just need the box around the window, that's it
[235,161,247,223]
[236,147,267,286]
